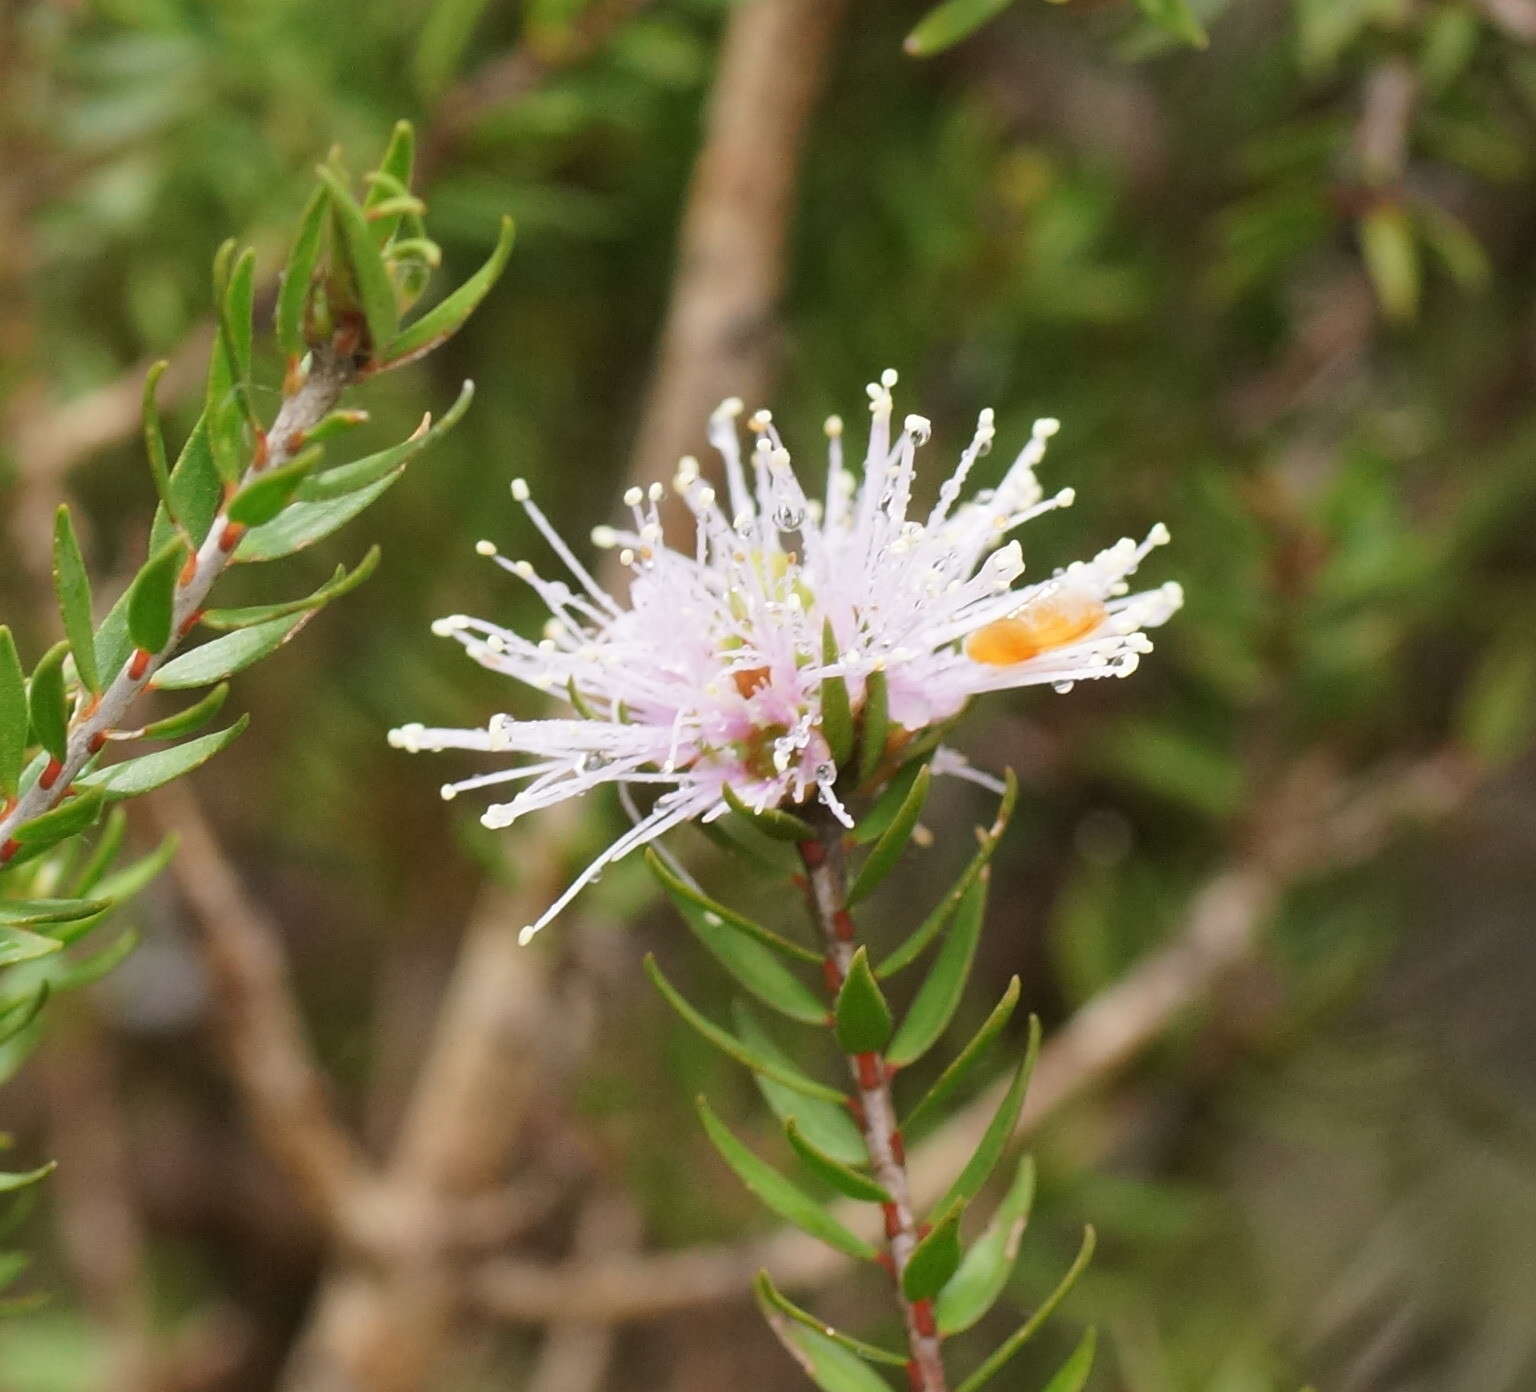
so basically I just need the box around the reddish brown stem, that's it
[798,820,948,1392]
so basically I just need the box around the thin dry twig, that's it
[147,782,372,1229]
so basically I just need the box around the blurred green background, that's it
[4,0,1536,1388]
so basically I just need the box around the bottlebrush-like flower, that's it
[390,372,1182,941]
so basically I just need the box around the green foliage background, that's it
[4,0,1536,1388]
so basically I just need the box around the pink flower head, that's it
[390,372,1182,941]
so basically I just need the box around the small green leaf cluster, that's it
[647,761,1095,1391]
[0,120,508,1235]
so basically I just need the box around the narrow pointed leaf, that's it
[1135,0,1208,48]
[137,683,229,739]
[901,1203,965,1302]
[755,1271,907,1367]
[69,808,125,895]
[880,770,1016,977]
[696,1096,877,1261]
[52,508,99,695]
[904,0,1013,56]
[669,879,825,1024]
[734,1003,868,1166]
[0,984,50,1048]
[0,627,28,798]
[0,1164,56,1196]
[722,784,815,842]
[695,814,801,876]
[848,764,930,904]
[40,929,139,993]
[904,977,1020,1136]
[365,120,416,247]
[936,1153,1036,1335]
[26,641,70,763]
[885,871,989,1068]
[297,380,475,501]
[850,757,927,845]
[276,185,329,358]
[786,1119,890,1204]
[126,538,186,656]
[227,447,324,527]
[234,463,406,562]
[88,835,177,904]
[856,668,889,786]
[1041,1327,1097,1392]
[378,215,514,369]
[645,957,846,1104]
[953,1227,1097,1392]
[318,166,400,350]
[221,245,256,381]
[77,717,249,799]
[140,360,180,529]
[0,927,65,967]
[933,1015,1040,1223]
[646,850,820,963]
[11,788,105,850]
[834,947,893,1054]
[203,548,380,630]
[151,613,307,690]
[0,899,110,927]
[760,1299,897,1392]
[820,621,854,769]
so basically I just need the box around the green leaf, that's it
[51,508,99,695]
[721,784,815,842]
[26,641,70,763]
[203,548,380,630]
[820,621,854,769]
[734,1002,868,1166]
[140,360,180,531]
[848,763,930,904]
[413,0,496,97]
[0,1163,56,1196]
[904,977,1020,1136]
[1360,204,1420,324]
[933,1015,1040,1223]
[11,788,105,852]
[834,947,893,1054]
[902,1203,966,1302]
[785,1118,889,1204]
[76,717,249,799]
[669,878,826,1025]
[646,850,820,963]
[137,683,230,740]
[126,538,186,657]
[695,813,801,876]
[0,627,28,798]
[857,668,889,786]
[886,872,989,1068]
[1134,0,1209,49]
[220,244,256,382]
[850,758,927,845]
[696,1095,877,1261]
[754,1271,907,1368]
[378,215,514,370]
[0,983,50,1049]
[953,1227,1097,1392]
[0,899,110,927]
[277,184,328,359]
[318,166,400,351]
[151,613,307,690]
[69,808,126,896]
[297,380,476,501]
[760,1295,896,1392]
[39,929,138,993]
[1041,1328,1097,1392]
[0,926,65,967]
[904,0,1013,57]
[226,447,324,527]
[88,835,177,904]
[645,956,847,1104]
[880,770,1015,977]
[936,1153,1036,1335]
[235,464,406,562]
[365,120,416,247]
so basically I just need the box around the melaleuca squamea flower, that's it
[390,372,1182,942]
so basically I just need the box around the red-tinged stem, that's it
[798,815,948,1392]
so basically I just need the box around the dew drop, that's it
[1052,681,1076,694]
